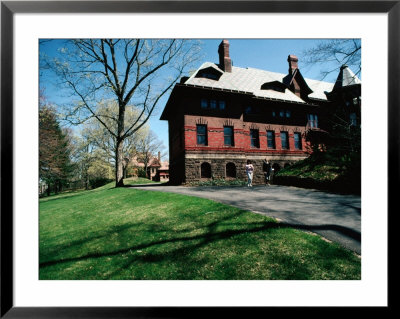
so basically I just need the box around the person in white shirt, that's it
[245,160,254,187]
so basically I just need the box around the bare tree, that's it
[301,39,361,80]
[42,39,200,186]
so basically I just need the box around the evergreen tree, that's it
[39,104,73,195]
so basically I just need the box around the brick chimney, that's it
[218,40,232,72]
[287,54,298,75]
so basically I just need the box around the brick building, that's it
[161,40,361,185]
[128,152,169,182]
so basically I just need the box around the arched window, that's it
[201,162,212,178]
[226,162,236,178]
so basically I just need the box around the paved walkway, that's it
[129,184,361,255]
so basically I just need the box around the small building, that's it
[160,40,361,185]
[128,153,169,182]
[157,161,170,182]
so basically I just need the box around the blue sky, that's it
[40,39,353,160]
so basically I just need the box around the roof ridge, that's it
[200,62,334,85]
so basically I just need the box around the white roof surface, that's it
[185,62,335,103]
[340,66,362,87]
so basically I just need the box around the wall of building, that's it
[165,87,327,185]
[184,153,306,184]
[183,114,308,153]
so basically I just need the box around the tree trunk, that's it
[83,168,89,190]
[115,139,124,187]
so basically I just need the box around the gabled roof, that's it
[148,158,161,167]
[185,62,335,104]
[282,68,313,96]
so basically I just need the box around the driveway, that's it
[129,184,361,255]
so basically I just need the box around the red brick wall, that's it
[183,115,307,155]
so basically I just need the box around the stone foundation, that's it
[183,153,307,184]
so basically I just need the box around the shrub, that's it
[188,178,246,187]
[137,168,147,178]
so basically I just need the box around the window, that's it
[267,130,276,149]
[226,162,236,178]
[202,73,218,80]
[281,131,289,149]
[350,113,357,126]
[201,162,212,178]
[294,132,302,150]
[272,111,276,117]
[245,106,259,114]
[279,110,285,117]
[224,126,234,146]
[307,114,318,128]
[286,110,291,118]
[250,129,260,148]
[196,124,207,145]
[201,99,226,110]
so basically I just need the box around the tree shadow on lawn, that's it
[40,210,247,267]
[40,208,360,279]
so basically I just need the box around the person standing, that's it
[263,158,271,185]
[245,160,254,187]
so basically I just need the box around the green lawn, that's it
[39,183,361,280]
[123,177,160,186]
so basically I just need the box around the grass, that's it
[275,154,361,195]
[276,160,341,181]
[39,183,361,280]
[123,177,160,186]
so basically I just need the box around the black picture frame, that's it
[1,1,396,317]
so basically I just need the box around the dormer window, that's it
[260,81,287,93]
[195,66,223,81]
[202,73,218,80]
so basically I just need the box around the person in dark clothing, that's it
[262,158,271,185]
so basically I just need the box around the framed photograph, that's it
[1,0,396,317]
